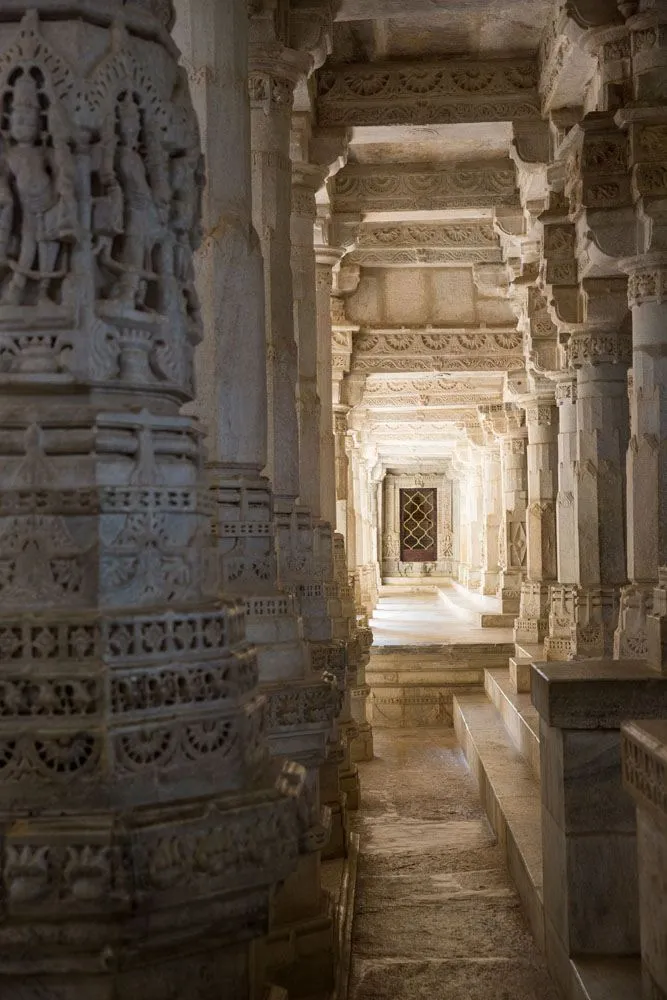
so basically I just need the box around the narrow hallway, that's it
[348,730,558,1000]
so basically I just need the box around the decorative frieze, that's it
[331,161,519,213]
[316,57,540,128]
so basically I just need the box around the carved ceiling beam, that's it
[538,0,621,113]
[316,57,541,128]
[350,325,524,374]
[345,220,503,267]
[330,160,520,214]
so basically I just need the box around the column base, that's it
[545,585,621,660]
[481,570,500,596]
[349,720,374,762]
[647,568,667,673]
[613,583,654,660]
[514,581,552,645]
[320,754,349,861]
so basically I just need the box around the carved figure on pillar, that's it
[0,67,76,306]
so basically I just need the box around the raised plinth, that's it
[622,719,667,1000]
[368,642,513,728]
[531,659,667,1000]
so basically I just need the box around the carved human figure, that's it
[100,91,169,308]
[0,69,76,305]
[169,148,203,325]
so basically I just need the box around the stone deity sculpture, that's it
[0,69,76,306]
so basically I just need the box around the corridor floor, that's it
[348,729,559,1000]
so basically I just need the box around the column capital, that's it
[479,402,527,439]
[248,48,310,113]
[620,250,667,305]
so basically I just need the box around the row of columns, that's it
[176,0,371,995]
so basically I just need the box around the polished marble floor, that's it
[369,587,512,646]
[348,729,559,1000]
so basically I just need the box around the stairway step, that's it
[571,957,642,1000]
[484,668,540,779]
[453,691,544,952]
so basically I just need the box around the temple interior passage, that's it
[348,730,559,1000]
[1,1,667,1000]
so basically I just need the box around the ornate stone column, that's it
[545,375,579,661]
[176,4,338,994]
[479,437,502,596]
[381,470,400,579]
[453,443,483,592]
[316,249,345,529]
[291,160,325,518]
[249,15,307,508]
[614,256,667,657]
[481,404,528,614]
[514,392,558,646]
[0,5,308,997]
[613,8,667,658]
[567,289,631,659]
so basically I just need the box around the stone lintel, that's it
[531,659,667,729]
[316,57,540,128]
[331,160,519,213]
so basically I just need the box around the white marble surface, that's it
[370,586,513,646]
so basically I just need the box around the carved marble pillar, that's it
[177,6,338,994]
[568,308,631,659]
[613,12,667,658]
[480,439,502,596]
[614,257,667,658]
[514,394,558,646]
[453,444,483,591]
[545,375,579,661]
[0,5,308,997]
[291,163,325,519]
[381,470,400,578]
[248,20,316,607]
[316,250,344,529]
[481,405,528,614]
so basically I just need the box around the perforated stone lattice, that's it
[400,488,437,555]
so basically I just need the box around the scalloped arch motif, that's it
[0,11,194,151]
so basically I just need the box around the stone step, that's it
[367,642,513,728]
[484,667,541,779]
[438,583,516,629]
[571,957,642,1000]
[453,691,545,953]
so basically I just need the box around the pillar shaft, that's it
[291,168,323,516]
[177,0,266,473]
[249,41,306,501]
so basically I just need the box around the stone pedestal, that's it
[531,660,667,1000]
[622,719,667,1000]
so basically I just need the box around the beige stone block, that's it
[566,832,639,955]
[637,809,667,998]
[544,914,572,1000]
[510,656,533,693]
[562,730,636,834]
[541,806,568,946]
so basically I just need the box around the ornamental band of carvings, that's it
[331,162,518,212]
[354,330,522,356]
[316,58,540,127]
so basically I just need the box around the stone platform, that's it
[454,666,643,1000]
[367,587,513,727]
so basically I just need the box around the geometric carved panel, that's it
[400,488,437,562]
